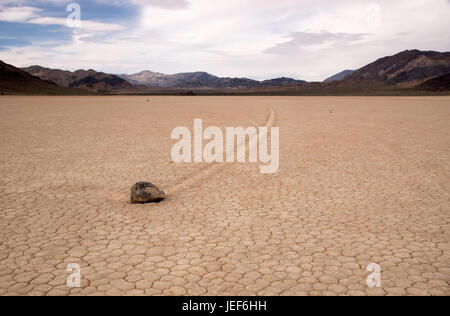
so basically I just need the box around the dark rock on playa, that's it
[130,182,165,204]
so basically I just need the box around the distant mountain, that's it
[119,71,169,86]
[260,77,306,86]
[415,74,450,91]
[22,66,159,94]
[344,50,450,87]
[0,60,78,94]
[120,71,258,89]
[120,71,305,89]
[164,72,258,89]
[324,70,354,82]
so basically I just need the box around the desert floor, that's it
[0,96,449,296]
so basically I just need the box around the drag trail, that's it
[166,107,276,197]
[105,107,276,202]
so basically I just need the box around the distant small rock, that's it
[130,182,165,204]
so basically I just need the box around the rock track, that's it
[166,107,276,196]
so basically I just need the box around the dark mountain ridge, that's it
[415,73,450,91]
[22,65,146,93]
[344,50,450,87]
[0,61,82,94]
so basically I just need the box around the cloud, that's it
[129,0,190,9]
[0,6,41,22]
[3,0,191,9]
[0,3,125,34]
[28,17,125,32]
[264,31,370,55]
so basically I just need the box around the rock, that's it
[130,182,165,204]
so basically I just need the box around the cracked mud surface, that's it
[0,96,449,296]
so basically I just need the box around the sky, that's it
[0,0,449,81]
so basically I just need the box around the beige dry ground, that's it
[0,96,449,296]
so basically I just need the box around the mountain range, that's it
[22,66,167,94]
[1,49,449,95]
[119,71,306,89]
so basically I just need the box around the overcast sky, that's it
[0,0,449,81]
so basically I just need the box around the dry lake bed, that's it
[0,96,449,296]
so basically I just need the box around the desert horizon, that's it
[1,48,450,96]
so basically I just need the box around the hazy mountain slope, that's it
[119,71,169,86]
[324,70,355,82]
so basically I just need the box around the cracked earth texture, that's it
[0,96,449,296]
